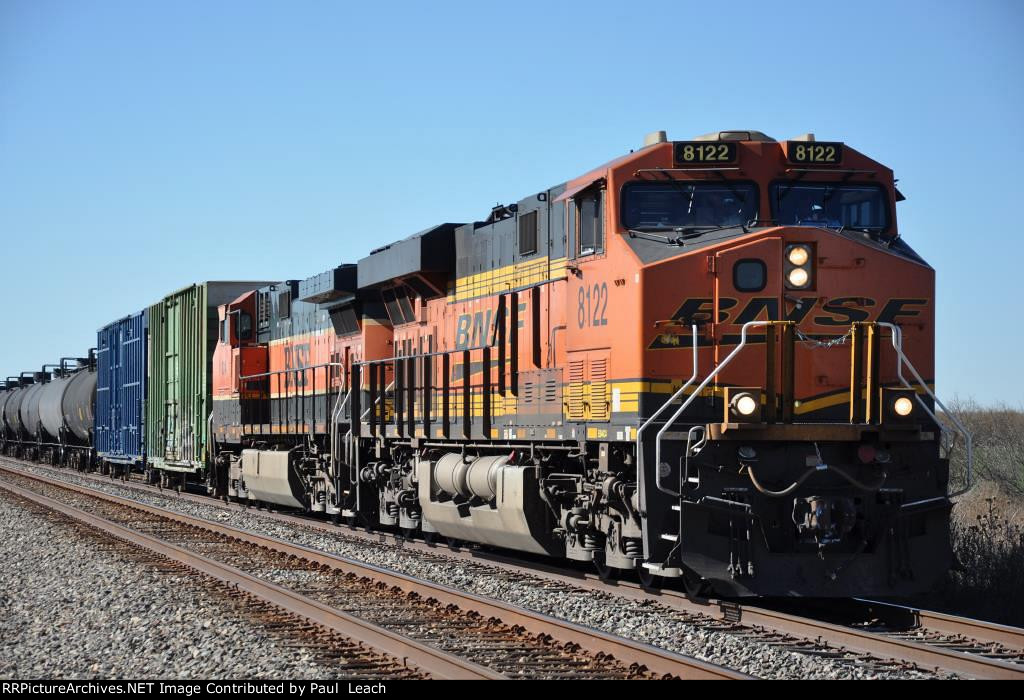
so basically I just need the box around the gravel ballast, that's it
[0,488,409,680]
[4,463,941,679]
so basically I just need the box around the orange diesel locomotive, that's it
[211,130,966,597]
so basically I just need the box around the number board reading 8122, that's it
[673,141,738,165]
[787,141,843,164]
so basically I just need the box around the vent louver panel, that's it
[590,356,609,421]
[567,358,586,421]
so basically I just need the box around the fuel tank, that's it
[63,370,96,443]
[239,449,306,509]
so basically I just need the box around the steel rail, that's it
[455,548,1024,679]
[855,598,1024,651]
[11,458,1023,678]
[0,474,499,680]
[0,461,747,681]
[714,602,1024,679]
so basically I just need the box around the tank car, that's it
[0,356,96,467]
[207,129,965,598]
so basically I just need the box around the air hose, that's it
[746,463,887,498]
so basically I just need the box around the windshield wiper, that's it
[627,228,677,244]
[628,223,749,245]
[672,222,749,238]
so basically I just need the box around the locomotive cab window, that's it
[621,181,758,231]
[576,190,603,256]
[734,259,767,292]
[772,182,889,233]
[238,312,253,341]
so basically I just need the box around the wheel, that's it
[400,527,418,541]
[593,555,618,581]
[422,530,438,545]
[682,571,711,600]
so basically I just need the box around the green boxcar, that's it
[147,281,273,475]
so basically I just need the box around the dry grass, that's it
[927,403,1024,625]
[933,486,1024,625]
[945,399,1024,502]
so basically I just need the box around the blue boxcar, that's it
[95,310,148,468]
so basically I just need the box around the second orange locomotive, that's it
[211,130,958,597]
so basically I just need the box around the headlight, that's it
[882,388,919,426]
[893,396,914,416]
[787,267,809,288]
[784,243,814,290]
[788,245,810,266]
[733,393,758,416]
[725,387,763,423]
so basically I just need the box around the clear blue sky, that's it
[1,1,1021,404]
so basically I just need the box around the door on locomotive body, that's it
[713,236,785,418]
[563,185,613,428]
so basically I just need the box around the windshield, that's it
[772,182,889,231]
[621,181,758,230]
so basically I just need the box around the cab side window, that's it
[577,190,604,256]
[238,312,253,341]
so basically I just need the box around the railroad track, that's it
[466,552,1024,679]
[0,485,425,680]
[7,457,1024,679]
[0,459,745,680]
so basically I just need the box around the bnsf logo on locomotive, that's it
[283,343,311,388]
[454,303,527,350]
[672,296,927,326]
[652,297,928,347]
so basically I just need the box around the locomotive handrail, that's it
[877,322,974,496]
[238,362,344,438]
[238,361,345,381]
[645,321,776,498]
[361,380,395,421]
[329,385,351,511]
[635,324,698,498]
